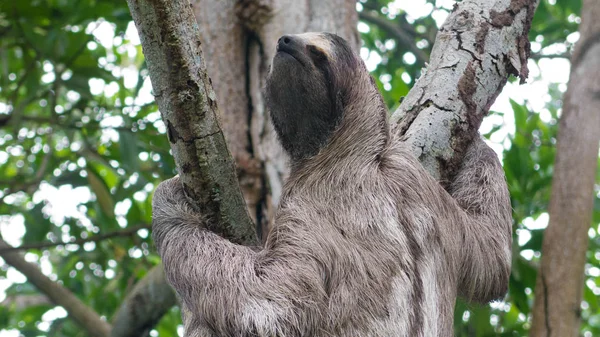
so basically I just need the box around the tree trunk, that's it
[192,0,359,239]
[530,0,600,335]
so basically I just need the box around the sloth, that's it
[152,32,512,337]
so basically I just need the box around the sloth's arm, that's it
[151,177,324,335]
[448,138,513,303]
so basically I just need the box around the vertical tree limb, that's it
[126,0,257,246]
[530,0,600,335]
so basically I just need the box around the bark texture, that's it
[530,0,600,335]
[0,238,111,337]
[127,0,257,246]
[392,0,538,182]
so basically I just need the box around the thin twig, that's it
[358,10,429,65]
[530,51,571,60]
[0,224,151,253]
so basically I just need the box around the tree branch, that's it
[358,10,429,65]
[392,0,539,180]
[530,51,570,60]
[1,294,52,310]
[0,225,151,253]
[111,2,260,333]
[110,264,176,337]
[126,0,257,246]
[0,238,112,337]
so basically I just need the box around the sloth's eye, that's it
[307,45,327,63]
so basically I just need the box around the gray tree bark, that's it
[530,0,600,335]
[127,0,257,246]
[392,0,538,182]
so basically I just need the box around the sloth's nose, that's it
[277,35,301,51]
[279,35,291,45]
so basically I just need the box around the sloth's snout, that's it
[277,35,303,53]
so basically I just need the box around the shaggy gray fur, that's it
[152,32,512,337]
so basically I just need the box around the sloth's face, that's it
[265,33,359,161]
[266,33,335,121]
[271,33,335,70]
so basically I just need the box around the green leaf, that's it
[86,166,115,218]
[21,204,52,245]
[521,229,544,251]
[118,130,139,172]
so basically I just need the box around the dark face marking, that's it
[265,33,359,163]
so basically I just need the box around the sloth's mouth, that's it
[276,45,306,66]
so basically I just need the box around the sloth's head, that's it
[266,32,381,163]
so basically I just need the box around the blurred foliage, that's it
[0,0,597,336]
[0,0,179,335]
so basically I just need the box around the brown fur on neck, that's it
[290,78,391,186]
